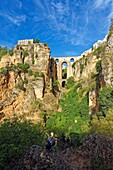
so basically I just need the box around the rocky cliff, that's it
[0,42,58,122]
[72,25,113,115]
[14,134,113,170]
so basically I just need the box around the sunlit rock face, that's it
[0,41,57,122]
[102,33,113,86]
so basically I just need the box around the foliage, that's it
[52,79,59,92]
[0,120,45,169]
[34,71,43,78]
[28,69,33,76]
[0,65,13,75]
[66,76,75,89]
[17,62,30,73]
[9,49,14,56]
[107,18,113,41]
[0,46,9,60]
[62,68,67,79]
[85,58,88,66]
[93,43,106,57]
[0,68,7,75]
[33,38,40,43]
[98,86,113,116]
[80,63,84,74]
[46,83,90,139]
[22,50,29,57]
[17,83,25,91]
[23,77,28,84]
[95,60,102,73]
[32,58,35,64]
[72,62,76,68]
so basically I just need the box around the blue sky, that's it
[0,0,113,57]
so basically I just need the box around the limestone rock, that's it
[23,145,70,170]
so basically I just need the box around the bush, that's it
[0,120,45,169]
[80,64,84,74]
[98,86,113,116]
[23,50,29,57]
[53,80,59,91]
[17,63,30,73]
[0,46,8,60]
[23,77,28,84]
[46,83,90,138]
[95,60,102,73]
[28,69,33,76]
[9,49,14,56]
[0,68,7,75]
[34,71,40,78]
[93,43,106,57]
[17,83,25,91]
[34,71,43,78]
[72,62,76,68]
[66,76,75,89]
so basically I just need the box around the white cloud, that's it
[32,0,112,46]
[65,51,77,56]
[0,12,26,26]
[93,0,111,8]
[16,0,22,8]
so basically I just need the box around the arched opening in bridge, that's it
[70,58,74,63]
[62,62,67,79]
[62,81,66,87]
[56,59,59,62]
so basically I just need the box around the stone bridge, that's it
[53,56,82,88]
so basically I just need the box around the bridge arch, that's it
[62,81,66,87]
[53,56,82,88]
[62,62,67,79]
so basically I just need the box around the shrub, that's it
[17,83,25,91]
[46,83,89,138]
[18,63,30,73]
[9,49,14,56]
[66,76,75,89]
[0,68,7,75]
[34,71,40,78]
[0,120,45,169]
[53,80,59,93]
[80,64,84,74]
[98,86,113,116]
[95,60,102,73]
[34,71,43,78]
[28,69,33,76]
[93,43,106,57]
[23,77,28,84]
[72,62,76,68]
[0,46,8,60]
[23,50,29,57]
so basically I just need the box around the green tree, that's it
[33,38,40,43]
[0,120,45,169]
[98,86,113,115]
[95,60,102,73]
[0,46,9,60]
[66,76,75,89]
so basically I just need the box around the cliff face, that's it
[0,43,58,122]
[72,30,113,115]
[102,34,113,86]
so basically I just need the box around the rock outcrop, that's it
[22,134,113,170]
[0,42,58,122]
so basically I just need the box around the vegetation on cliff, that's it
[0,46,9,60]
[46,82,90,141]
